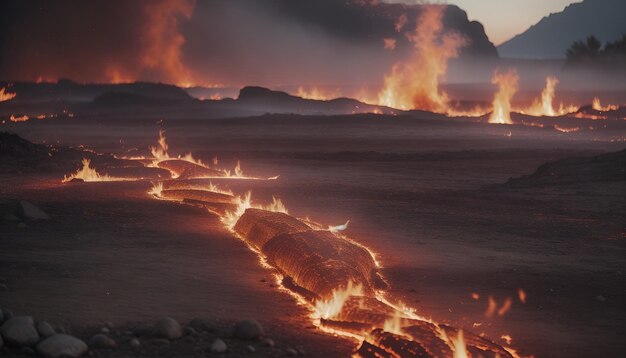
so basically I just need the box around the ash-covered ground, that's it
[1,113,625,357]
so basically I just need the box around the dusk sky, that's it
[391,0,581,45]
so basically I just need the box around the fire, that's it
[524,76,578,117]
[518,288,527,304]
[451,330,468,358]
[221,191,288,230]
[489,69,519,124]
[62,158,131,183]
[313,281,363,320]
[592,97,619,112]
[148,182,164,197]
[296,86,339,101]
[329,220,350,233]
[498,297,513,316]
[502,334,513,345]
[377,6,466,113]
[9,115,30,123]
[0,87,17,102]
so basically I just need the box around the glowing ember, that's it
[9,115,30,123]
[377,6,466,113]
[451,330,468,358]
[489,69,519,125]
[518,288,527,304]
[554,125,581,133]
[62,158,132,183]
[296,86,339,101]
[313,281,364,320]
[0,87,17,102]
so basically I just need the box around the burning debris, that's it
[62,158,133,183]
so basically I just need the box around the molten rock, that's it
[36,334,88,358]
[160,189,233,204]
[263,230,377,298]
[232,319,264,340]
[0,316,40,346]
[234,209,311,249]
[157,160,223,179]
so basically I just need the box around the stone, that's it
[36,321,56,338]
[0,316,40,346]
[16,201,50,220]
[246,345,256,353]
[262,338,275,347]
[232,319,264,340]
[187,318,215,333]
[104,322,114,329]
[18,222,27,228]
[100,326,110,334]
[2,309,14,321]
[89,334,116,349]
[210,338,227,353]
[182,326,197,337]
[36,334,88,358]
[20,346,36,355]
[129,338,141,349]
[153,318,181,340]
[286,347,298,356]
[3,213,19,222]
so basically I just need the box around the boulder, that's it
[187,318,214,333]
[36,321,56,338]
[0,316,40,346]
[16,201,50,220]
[232,319,264,340]
[89,334,116,349]
[210,338,227,353]
[36,334,88,358]
[153,318,181,340]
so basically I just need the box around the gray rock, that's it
[129,338,141,349]
[182,326,197,337]
[246,345,256,353]
[262,337,275,347]
[36,334,88,358]
[153,317,181,340]
[0,316,40,346]
[210,338,227,353]
[187,318,214,333]
[100,326,110,334]
[89,334,116,349]
[36,321,56,338]
[232,319,264,340]
[20,346,36,355]
[286,348,298,356]
[16,201,50,220]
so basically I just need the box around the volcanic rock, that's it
[129,338,141,349]
[187,318,214,333]
[36,321,56,338]
[16,201,50,220]
[36,334,88,358]
[89,334,117,349]
[153,317,182,340]
[210,338,227,353]
[234,208,311,249]
[246,345,256,353]
[232,319,264,340]
[0,316,40,346]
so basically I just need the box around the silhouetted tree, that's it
[565,35,626,71]
[566,36,602,63]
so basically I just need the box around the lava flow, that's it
[62,158,134,183]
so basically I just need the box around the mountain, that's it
[498,0,626,59]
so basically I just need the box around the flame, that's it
[485,296,497,317]
[518,289,527,304]
[377,6,466,113]
[592,97,619,112]
[523,77,578,117]
[9,115,30,123]
[489,69,519,124]
[62,158,131,183]
[0,87,17,102]
[328,220,350,233]
[221,191,288,230]
[296,86,339,101]
[451,330,468,358]
[382,310,405,336]
[502,334,513,345]
[471,292,480,300]
[149,182,164,197]
[498,297,513,316]
[313,281,363,319]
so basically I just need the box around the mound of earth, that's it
[504,149,626,187]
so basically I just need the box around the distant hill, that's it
[498,0,626,59]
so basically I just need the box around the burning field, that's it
[1,1,626,358]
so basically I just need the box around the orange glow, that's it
[221,191,288,230]
[313,281,364,320]
[502,334,513,345]
[554,125,580,133]
[471,292,480,300]
[498,297,513,316]
[0,87,17,102]
[9,115,30,122]
[383,38,397,50]
[592,97,619,112]
[377,6,466,112]
[524,77,578,117]
[489,69,519,124]
[295,86,339,101]
[518,288,527,304]
[451,330,468,358]
[486,296,497,317]
[62,158,132,183]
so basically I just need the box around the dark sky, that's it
[0,0,497,87]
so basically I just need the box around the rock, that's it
[36,321,56,338]
[152,338,170,345]
[100,326,110,334]
[16,201,50,220]
[3,213,19,222]
[36,334,88,358]
[0,316,40,346]
[262,338,275,347]
[286,347,298,356]
[89,334,116,349]
[297,347,307,355]
[210,338,227,353]
[129,338,141,349]
[104,322,114,329]
[153,318,181,340]
[232,319,264,340]
[187,318,214,333]
[182,326,197,337]
[20,346,36,355]
[2,308,14,321]
[132,324,152,337]
[246,345,256,353]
